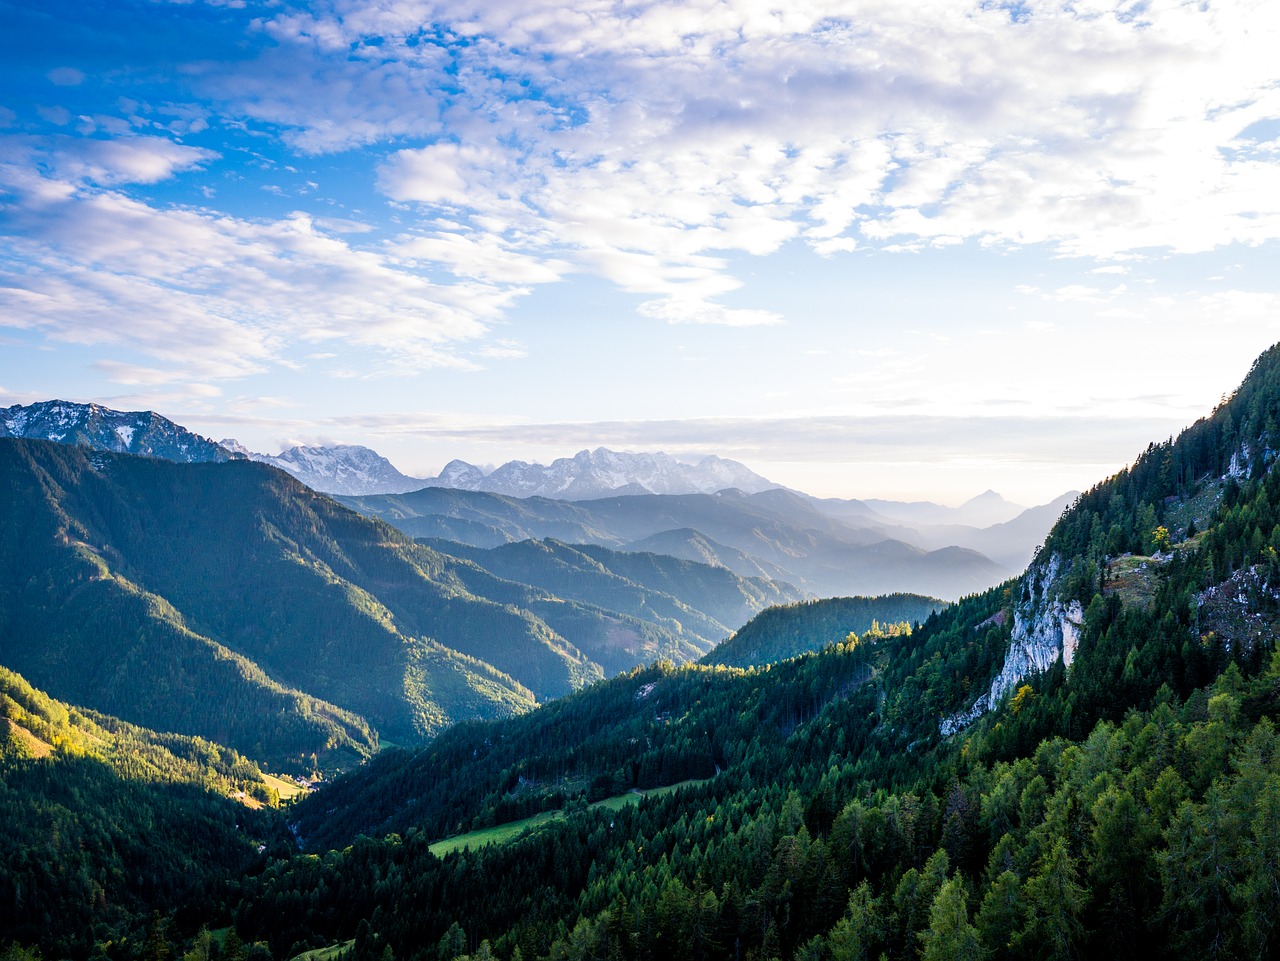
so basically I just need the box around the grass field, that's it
[290,940,353,961]
[262,772,309,801]
[590,778,710,812]
[428,810,564,857]
[427,778,714,856]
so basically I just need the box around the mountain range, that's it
[421,447,779,498]
[221,439,427,495]
[341,485,1016,600]
[10,347,1280,960]
[0,436,810,772]
[5,399,1065,599]
[223,439,781,499]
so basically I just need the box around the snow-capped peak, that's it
[223,440,426,496]
[421,448,778,500]
[1,400,237,463]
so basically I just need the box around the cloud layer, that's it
[5,0,1279,384]
[2,0,1280,500]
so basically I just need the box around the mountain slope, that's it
[622,527,799,581]
[423,537,807,653]
[0,664,288,958]
[1,399,235,462]
[223,439,426,495]
[4,439,807,770]
[0,438,604,764]
[701,593,948,668]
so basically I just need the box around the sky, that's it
[2,0,1280,505]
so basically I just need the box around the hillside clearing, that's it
[427,778,714,857]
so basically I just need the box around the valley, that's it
[4,4,1274,960]
[8,346,1280,960]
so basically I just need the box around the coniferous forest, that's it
[12,345,1280,960]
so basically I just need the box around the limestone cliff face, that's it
[940,553,1083,736]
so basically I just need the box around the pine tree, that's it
[919,876,985,961]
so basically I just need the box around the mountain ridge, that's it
[342,485,1015,600]
[222,439,427,495]
[419,446,780,499]
[1,399,237,463]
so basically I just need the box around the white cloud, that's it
[0,143,531,381]
[637,297,782,327]
[9,0,1280,376]
[181,0,1279,324]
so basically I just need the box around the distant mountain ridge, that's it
[222,439,426,495]
[342,486,1014,600]
[6,399,1064,578]
[1,400,236,463]
[423,447,779,499]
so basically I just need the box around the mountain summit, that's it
[0,400,236,463]
[422,447,778,499]
[222,440,426,495]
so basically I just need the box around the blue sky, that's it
[2,0,1279,503]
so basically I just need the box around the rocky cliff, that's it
[941,553,1083,735]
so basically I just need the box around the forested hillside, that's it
[702,594,948,668]
[0,440,796,773]
[422,537,806,656]
[12,345,1280,961]
[232,343,1280,961]
[0,665,288,958]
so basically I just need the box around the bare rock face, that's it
[1196,564,1280,653]
[940,553,1083,736]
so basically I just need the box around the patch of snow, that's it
[114,425,135,447]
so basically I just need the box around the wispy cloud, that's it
[341,411,1188,466]
[0,139,524,379]
[256,2,1280,258]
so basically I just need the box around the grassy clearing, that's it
[1105,554,1163,609]
[290,940,353,961]
[262,772,308,801]
[5,718,53,759]
[428,810,564,857]
[428,778,715,856]
[591,778,712,812]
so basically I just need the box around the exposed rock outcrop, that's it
[1195,563,1280,653]
[940,553,1082,736]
